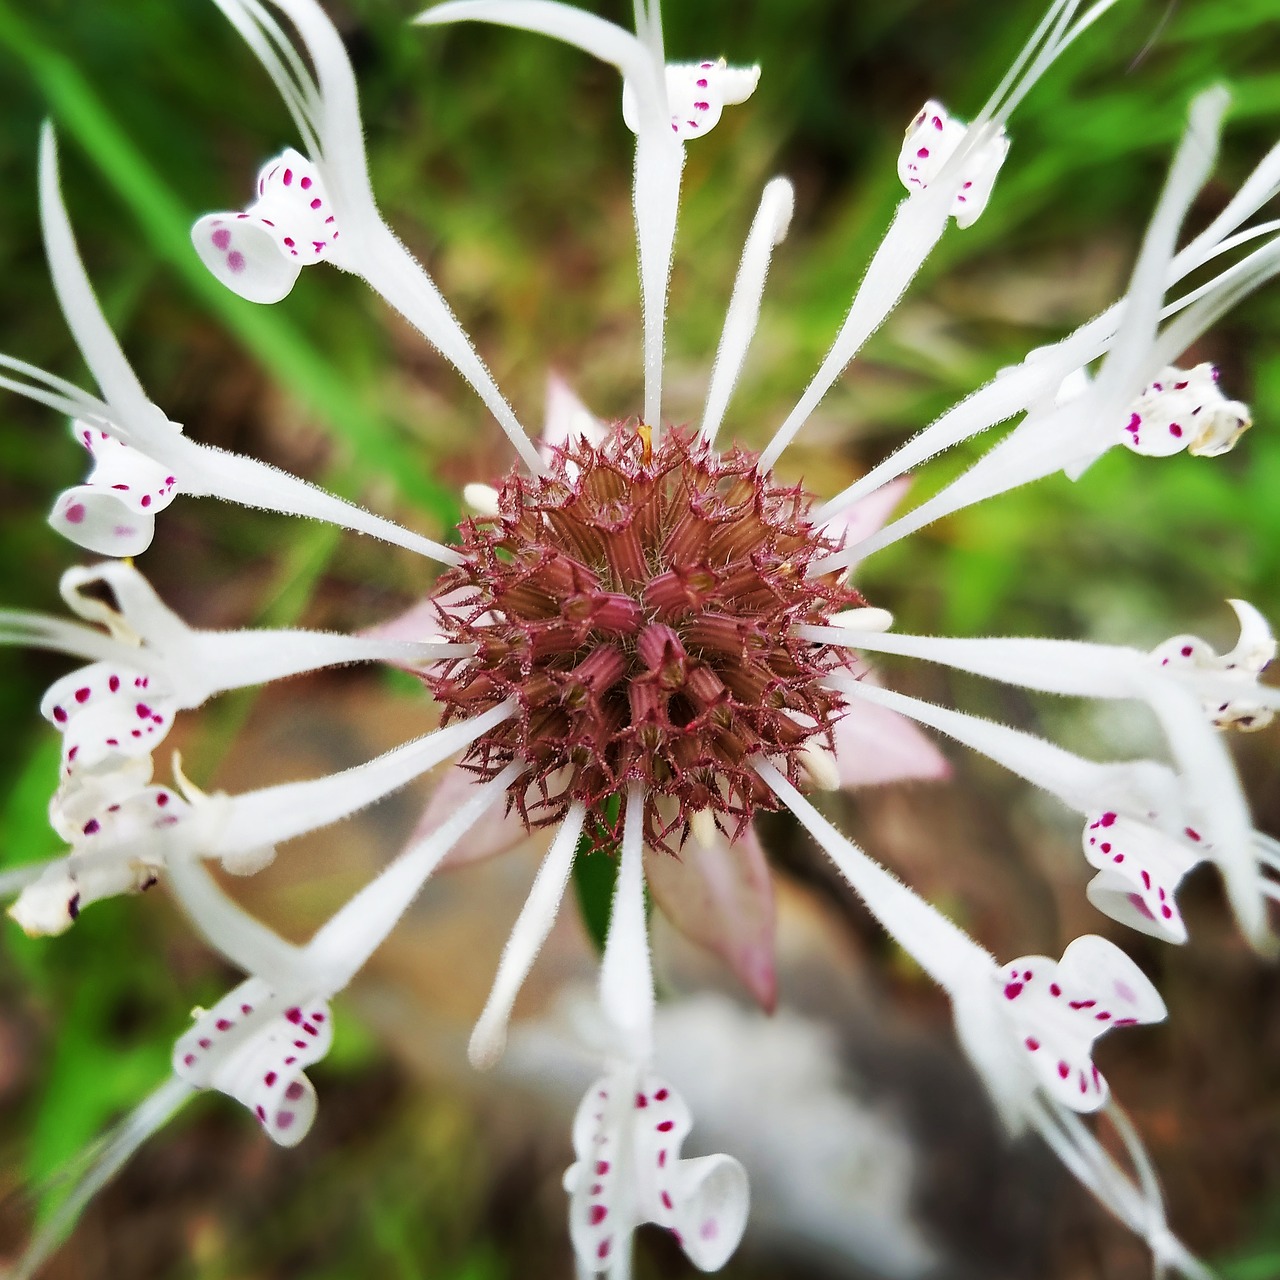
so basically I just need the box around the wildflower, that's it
[0,0,1277,1275]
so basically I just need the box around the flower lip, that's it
[425,422,866,850]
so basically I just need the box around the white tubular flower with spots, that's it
[1,127,459,563]
[755,762,1211,1279]
[564,785,750,1278]
[415,0,759,434]
[200,0,544,474]
[809,622,1280,952]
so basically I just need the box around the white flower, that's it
[897,99,1009,228]
[1121,362,1251,457]
[564,1062,749,1274]
[193,149,347,304]
[1152,598,1276,730]
[621,57,760,140]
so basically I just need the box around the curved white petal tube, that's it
[469,802,585,1068]
[10,1077,195,1280]
[699,178,794,447]
[597,783,654,1062]
[416,1,683,434]
[213,700,515,857]
[209,0,545,474]
[564,1062,749,1277]
[306,760,524,991]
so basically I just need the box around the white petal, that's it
[193,150,343,304]
[213,700,515,857]
[598,783,654,1057]
[897,101,1008,227]
[469,803,585,1068]
[1081,811,1204,944]
[38,127,153,430]
[41,662,177,778]
[172,978,333,1147]
[700,177,794,447]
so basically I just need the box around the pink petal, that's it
[360,599,443,647]
[542,374,606,455]
[410,763,530,869]
[822,476,911,569]
[831,686,951,788]
[644,823,777,1012]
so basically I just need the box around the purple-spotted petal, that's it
[622,59,760,141]
[998,935,1165,1114]
[1082,811,1205,943]
[898,100,1009,229]
[1121,363,1251,458]
[193,150,342,305]
[644,820,778,1011]
[49,422,179,556]
[1151,599,1276,731]
[173,978,333,1147]
[40,661,176,778]
[565,1067,749,1274]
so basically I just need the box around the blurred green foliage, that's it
[0,0,1279,1275]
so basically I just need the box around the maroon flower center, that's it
[426,425,865,849]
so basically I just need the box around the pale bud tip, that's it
[830,606,894,633]
[463,483,501,517]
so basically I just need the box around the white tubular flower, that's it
[621,57,760,141]
[565,1062,750,1275]
[417,1,757,434]
[986,936,1166,1113]
[1152,598,1276,730]
[1121,362,1251,458]
[53,422,180,556]
[194,149,347,305]
[559,784,749,1277]
[757,0,1116,472]
[7,560,465,788]
[10,778,190,936]
[898,99,1009,228]
[818,88,1280,570]
[755,761,1208,1276]
[162,761,524,1141]
[811,623,1279,950]
[6,126,462,563]
[203,0,544,474]
[173,979,333,1147]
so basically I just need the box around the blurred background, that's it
[1,0,1280,1276]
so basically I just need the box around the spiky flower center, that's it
[427,425,865,849]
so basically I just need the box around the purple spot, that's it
[276,1111,295,1130]
[53,706,67,723]
[1004,982,1023,1000]
[83,818,100,835]
[301,175,313,189]
[75,687,91,703]
[283,168,293,186]
[661,1191,673,1210]
[265,1071,278,1086]
[211,228,232,251]
[285,1081,305,1101]
[227,251,246,273]
[917,147,930,158]
[588,1205,607,1226]
[1025,1037,1040,1051]
[310,198,322,210]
